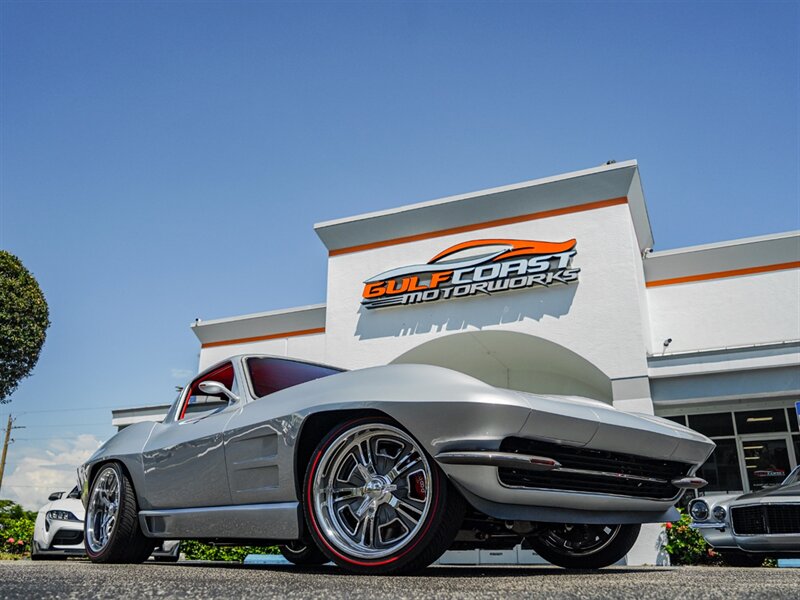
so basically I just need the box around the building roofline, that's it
[649,230,800,258]
[191,303,326,329]
[314,160,639,229]
[313,160,654,254]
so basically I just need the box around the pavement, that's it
[1,561,799,599]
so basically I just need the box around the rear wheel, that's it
[278,540,329,566]
[84,462,154,564]
[528,523,640,569]
[303,417,465,575]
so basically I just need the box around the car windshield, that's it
[782,466,800,486]
[246,357,343,398]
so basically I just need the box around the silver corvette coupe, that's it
[79,355,713,574]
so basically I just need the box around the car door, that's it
[222,357,341,505]
[141,362,241,509]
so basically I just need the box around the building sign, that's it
[361,238,580,309]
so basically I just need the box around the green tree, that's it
[0,251,50,403]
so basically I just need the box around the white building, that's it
[113,160,800,564]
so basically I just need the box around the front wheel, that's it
[304,417,465,575]
[278,540,329,566]
[528,523,640,569]
[84,462,154,563]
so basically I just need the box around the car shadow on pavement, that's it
[169,563,669,577]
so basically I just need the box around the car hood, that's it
[514,391,715,465]
[734,481,800,501]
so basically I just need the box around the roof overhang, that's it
[190,303,326,347]
[314,160,654,254]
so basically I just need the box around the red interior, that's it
[178,363,235,420]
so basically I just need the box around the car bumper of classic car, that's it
[691,498,800,554]
[429,398,714,525]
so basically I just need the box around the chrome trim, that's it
[435,451,561,471]
[671,476,708,489]
[690,522,726,530]
[438,449,691,500]
[555,466,668,485]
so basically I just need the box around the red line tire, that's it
[303,416,465,575]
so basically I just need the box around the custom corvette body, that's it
[79,354,714,573]
[689,466,800,566]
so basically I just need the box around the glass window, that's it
[735,409,788,435]
[697,439,743,493]
[247,357,343,399]
[688,413,734,437]
[663,415,687,427]
[742,438,791,492]
[180,363,236,420]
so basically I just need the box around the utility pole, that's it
[0,414,23,494]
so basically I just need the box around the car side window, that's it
[246,357,342,399]
[179,362,237,421]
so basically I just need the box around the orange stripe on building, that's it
[201,327,326,349]
[646,261,800,288]
[328,196,629,256]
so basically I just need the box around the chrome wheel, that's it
[86,467,120,553]
[540,523,621,556]
[311,423,433,559]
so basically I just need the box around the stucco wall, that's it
[646,269,800,354]
[323,203,651,383]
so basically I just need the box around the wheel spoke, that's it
[312,423,433,560]
[386,450,420,482]
[329,487,364,503]
[354,496,372,518]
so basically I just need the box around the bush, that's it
[180,540,280,561]
[0,499,35,558]
[663,509,722,566]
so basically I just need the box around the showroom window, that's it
[661,403,799,494]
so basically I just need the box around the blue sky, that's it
[1,1,798,507]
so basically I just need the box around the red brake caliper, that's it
[409,472,427,501]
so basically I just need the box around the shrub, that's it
[663,509,721,566]
[180,540,280,561]
[0,500,35,557]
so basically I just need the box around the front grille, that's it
[731,505,800,535]
[497,437,692,500]
[52,529,84,546]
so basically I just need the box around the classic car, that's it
[689,465,800,566]
[32,486,180,561]
[79,354,713,574]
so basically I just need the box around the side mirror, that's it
[197,380,239,402]
[48,492,64,501]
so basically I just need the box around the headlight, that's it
[45,510,80,531]
[689,500,709,521]
[712,506,727,522]
[46,510,79,522]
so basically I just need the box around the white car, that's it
[32,487,85,560]
[33,486,180,561]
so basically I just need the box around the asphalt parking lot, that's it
[1,561,799,599]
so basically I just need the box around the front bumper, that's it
[432,400,713,524]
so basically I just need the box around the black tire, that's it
[720,551,764,567]
[84,462,154,564]
[529,523,641,569]
[303,416,465,575]
[279,540,329,566]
